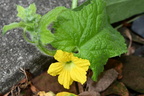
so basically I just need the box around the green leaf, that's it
[76,0,144,23]
[17,5,25,20]
[16,4,42,43]
[106,0,144,23]
[40,31,54,45]
[28,3,36,14]
[17,3,37,22]
[74,0,91,11]
[2,22,24,35]
[38,7,66,45]
[52,0,127,80]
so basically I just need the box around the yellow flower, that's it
[47,50,90,89]
[56,92,77,96]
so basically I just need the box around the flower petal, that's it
[47,62,64,76]
[56,92,77,96]
[70,66,87,84]
[54,50,73,62]
[58,69,73,89]
[72,56,90,71]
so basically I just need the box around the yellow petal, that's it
[58,69,73,89]
[48,62,64,76]
[54,50,73,62]
[70,66,87,84]
[56,92,77,96]
[37,91,55,96]
[72,56,90,71]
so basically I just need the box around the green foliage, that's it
[3,4,65,45]
[76,0,144,23]
[3,3,42,43]
[2,4,66,56]
[2,0,128,81]
[106,0,144,23]
[51,0,127,80]
[17,4,39,22]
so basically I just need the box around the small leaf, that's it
[17,3,37,22]
[16,4,42,43]
[2,22,24,35]
[28,3,36,14]
[17,5,25,20]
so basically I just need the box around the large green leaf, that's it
[106,0,144,23]
[52,0,127,80]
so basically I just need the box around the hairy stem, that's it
[71,0,78,9]
[36,42,56,56]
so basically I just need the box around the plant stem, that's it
[36,42,56,56]
[23,29,35,44]
[71,0,78,9]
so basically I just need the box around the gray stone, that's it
[0,0,85,93]
[121,55,144,93]
[132,16,144,38]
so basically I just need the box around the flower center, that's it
[64,61,75,70]
[66,61,72,64]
